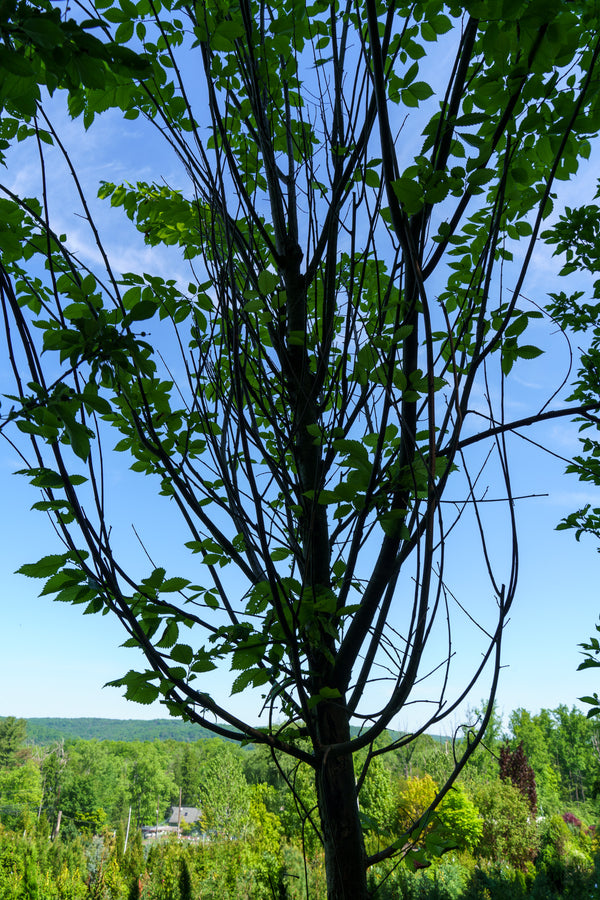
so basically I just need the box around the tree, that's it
[0,718,27,769]
[2,1,600,896]
[127,743,177,827]
[174,743,203,807]
[499,740,537,816]
[509,708,561,814]
[196,739,250,838]
[0,759,43,826]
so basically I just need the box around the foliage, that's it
[356,754,397,837]
[499,741,538,816]
[436,788,483,855]
[3,0,600,895]
[237,785,284,900]
[0,718,28,768]
[279,843,327,900]
[397,773,440,842]
[396,775,482,858]
[23,718,223,744]
[474,779,539,871]
[368,852,476,900]
[0,758,43,827]
[535,814,597,900]
[127,743,176,828]
[0,716,599,898]
[509,710,562,815]
[195,739,250,839]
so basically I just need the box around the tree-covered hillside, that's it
[18,716,431,746]
[20,717,225,744]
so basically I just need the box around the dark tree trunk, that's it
[315,702,369,899]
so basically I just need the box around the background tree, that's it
[174,743,203,808]
[0,717,28,768]
[509,709,562,814]
[499,741,538,816]
[196,739,250,839]
[2,1,600,896]
[127,743,177,827]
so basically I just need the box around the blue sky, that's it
[1,61,600,737]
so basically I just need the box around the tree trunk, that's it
[315,702,368,899]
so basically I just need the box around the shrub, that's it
[367,854,472,900]
[474,779,539,869]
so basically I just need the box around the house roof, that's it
[167,806,202,825]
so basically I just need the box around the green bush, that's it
[463,861,532,900]
[368,854,471,900]
[279,844,326,900]
[474,780,539,870]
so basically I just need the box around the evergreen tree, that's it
[0,718,27,769]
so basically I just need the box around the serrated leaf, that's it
[270,547,292,561]
[142,567,166,589]
[392,177,424,216]
[161,577,190,592]
[17,554,69,578]
[170,643,194,664]
[258,269,279,294]
[157,620,179,648]
[231,666,270,695]
[191,656,217,673]
[516,345,543,360]
[107,671,161,705]
[203,592,219,609]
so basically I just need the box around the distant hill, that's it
[22,717,227,744]
[16,717,450,746]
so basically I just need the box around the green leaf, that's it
[271,547,293,561]
[307,686,342,709]
[171,643,194,664]
[16,467,87,489]
[157,620,179,648]
[409,81,434,101]
[205,593,219,610]
[82,391,112,415]
[231,667,270,695]
[161,577,191,592]
[115,20,134,43]
[0,46,35,76]
[127,300,158,322]
[365,168,380,188]
[467,168,495,190]
[107,671,161,704]
[516,345,543,360]
[392,177,424,216]
[258,270,279,294]
[17,554,70,578]
[22,17,65,49]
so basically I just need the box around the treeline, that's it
[0,705,600,898]
[13,716,414,746]
[18,718,224,745]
